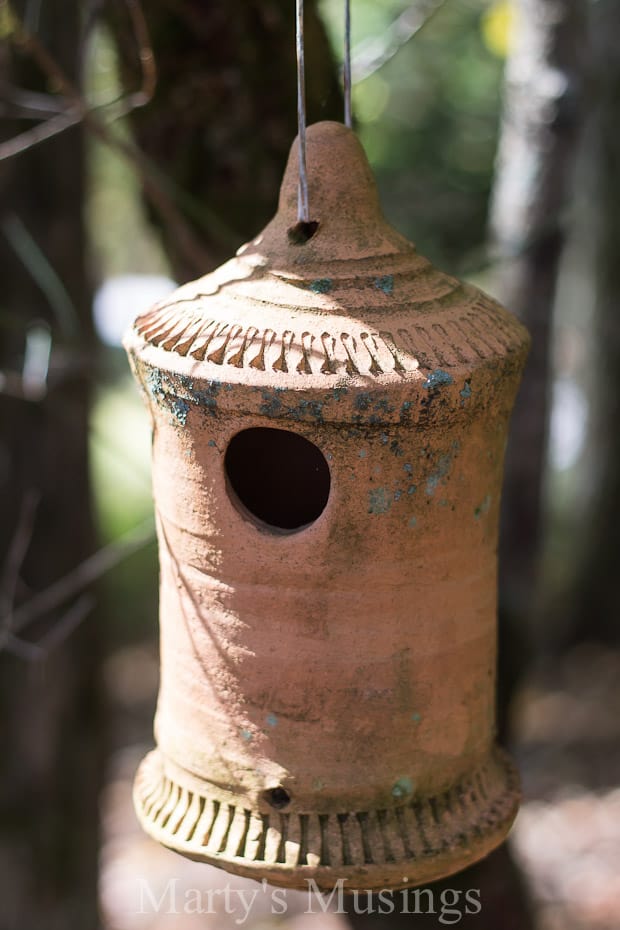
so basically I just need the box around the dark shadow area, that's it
[345,845,534,929]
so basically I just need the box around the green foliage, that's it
[321,0,506,271]
[90,369,152,541]
[90,354,158,641]
[86,28,170,280]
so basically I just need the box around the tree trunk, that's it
[488,0,585,718]
[566,0,620,643]
[0,3,102,928]
[106,0,344,283]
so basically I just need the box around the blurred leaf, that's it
[353,74,390,123]
[481,0,516,59]
[0,1,18,40]
[90,370,153,540]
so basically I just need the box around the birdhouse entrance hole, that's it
[224,427,330,532]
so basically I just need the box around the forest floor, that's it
[99,642,620,930]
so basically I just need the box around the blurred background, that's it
[1,1,619,928]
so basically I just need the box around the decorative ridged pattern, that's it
[135,750,519,872]
[134,291,524,379]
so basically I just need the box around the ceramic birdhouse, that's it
[124,121,529,891]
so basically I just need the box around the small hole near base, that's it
[264,787,291,810]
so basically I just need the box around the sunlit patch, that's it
[481,0,517,59]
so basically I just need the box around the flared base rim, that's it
[133,746,520,891]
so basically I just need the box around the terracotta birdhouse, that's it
[124,121,529,891]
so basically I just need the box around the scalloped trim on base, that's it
[133,748,520,891]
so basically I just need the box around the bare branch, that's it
[79,0,157,116]
[123,0,157,108]
[1,214,79,338]
[1,633,41,661]
[351,0,447,85]
[0,84,70,117]
[0,489,40,631]
[4,593,95,660]
[0,367,37,400]
[0,108,81,158]
[0,2,215,270]
[4,516,155,642]
[37,593,96,652]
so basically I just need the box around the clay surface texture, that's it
[125,122,530,891]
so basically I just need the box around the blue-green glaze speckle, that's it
[259,388,285,417]
[423,369,454,390]
[144,368,190,426]
[289,398,324,422]
[425,453,453,497]
[374,398,396,416]
[374,274,394,295]
[368,487,392,515]
[170,397,190,425]
[141,366,229,424]
[190,382,220,416]
[177,373,195,391]
[392,776,414,799]
[474,494,492,519]
[144,367,164,400]
[310,278,333,294]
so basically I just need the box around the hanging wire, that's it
[296,0,310,223]
[344,0,352,128]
